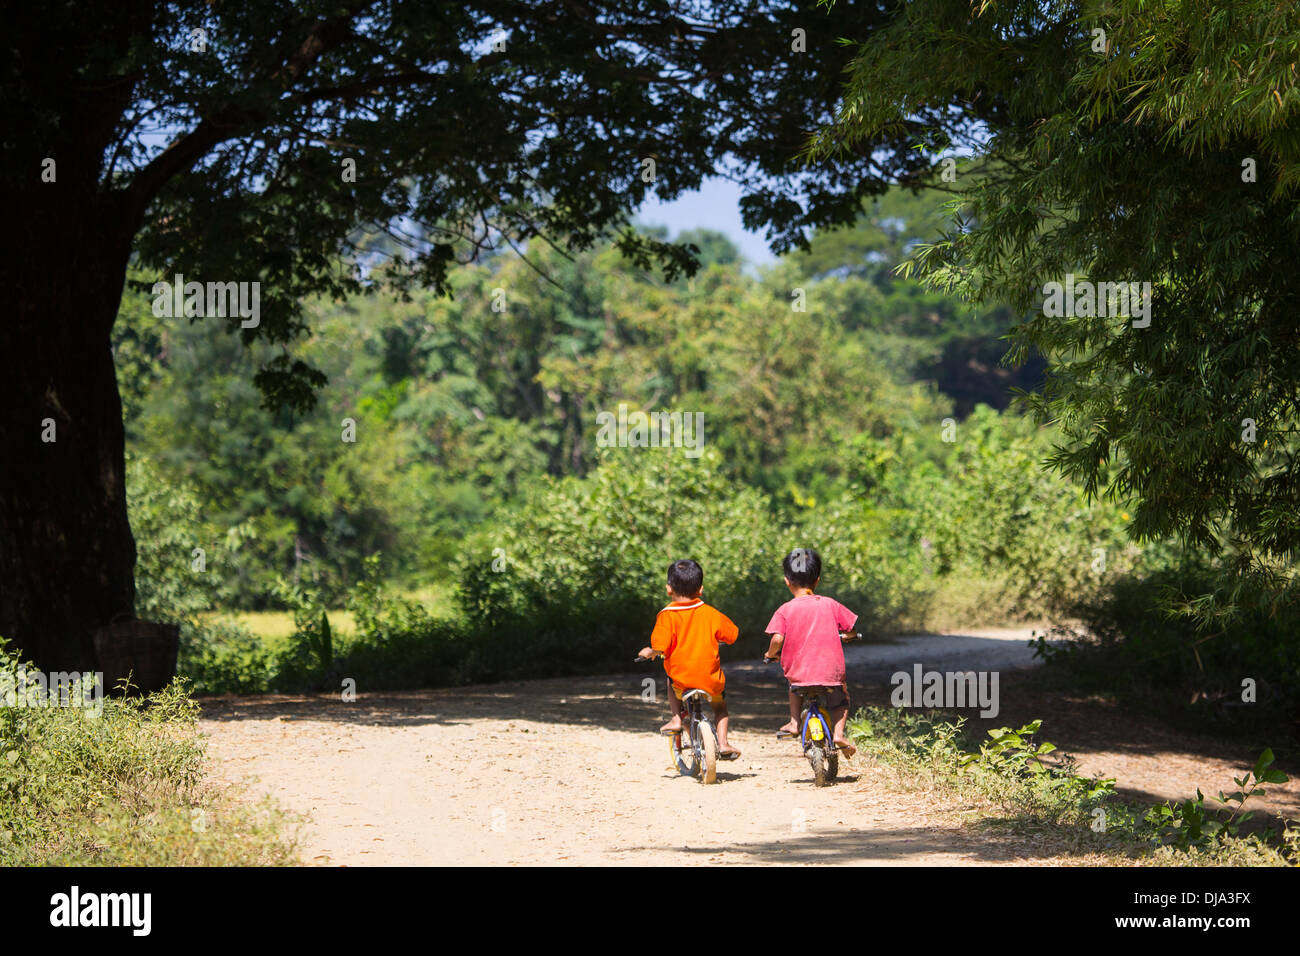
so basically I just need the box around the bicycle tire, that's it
[671,730,698,777]
[807,743,828,787]
[697,718,718,784]
[802,707,832,786]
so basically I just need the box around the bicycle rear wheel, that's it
[806,743,829,786]
[803,709,832,786]
[697,719,718,784]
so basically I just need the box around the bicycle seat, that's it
[680,688,712,703]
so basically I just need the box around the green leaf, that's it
[1253,749,1275,778]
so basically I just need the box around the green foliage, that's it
[849,706,1296,865]
[958,719,1117,822]
[456,446,784,675]
[817,0,1300,620]
[127,453,251,623]
[115,201,975,616]
[178,618,277,696]
[852,709,1116,825]
[1145,749,1289,852]
[796,406,1135,631]
[0,640,296,865]
[915,406,1137,617]
[1034,551,1300,745]
[268,577,340,692]
[111,154,1299,720]
[794,187,1044,414]
[18,0,932,414]
[335,565,464,690]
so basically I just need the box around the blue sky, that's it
[637,177,778,268]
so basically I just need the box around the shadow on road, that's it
[612,824,1081,865]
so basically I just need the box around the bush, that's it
[1036,558,1300,745]
[0,639,296,865]
[849,706,1296,865]
[796,489,930,635]
[178,617,278,696]
[907,406,1137,621]
[455,445,786,677]
[795,408,1137,632]
[127,454,251,624]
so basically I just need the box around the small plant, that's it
[955,719,1116,822]
[1145,749,1289,851]
[271,576,341,690]
[1283,821,1300,864]
[848,706,1294,864]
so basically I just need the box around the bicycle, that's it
[635,654,720,785]
[765,632,860,787]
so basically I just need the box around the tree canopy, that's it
[814,0,1300,617]
[2,0,946,667]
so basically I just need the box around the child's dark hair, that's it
[667,558,704,597]
[783,548,821,589]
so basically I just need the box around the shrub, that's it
[849,706,1295,865]
[177,617,278,696]
[1036,558,1300,745]
[455,445,785,676]
[0,639,296,865]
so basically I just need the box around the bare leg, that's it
[778,689,801,735]
[660,690,683,734]
[830,705,856,756]
[712,701,739,755]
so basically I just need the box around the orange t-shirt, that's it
[649,599,739,697]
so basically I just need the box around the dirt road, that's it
[199,629,1299,865]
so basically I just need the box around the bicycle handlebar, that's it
[642,632,862,666]
[765,632,860,664]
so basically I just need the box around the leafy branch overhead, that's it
[5,0,946,411]
[814,0,1300,616]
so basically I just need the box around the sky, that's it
[637,177,778,268]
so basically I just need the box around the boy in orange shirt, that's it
[637,558,741,758]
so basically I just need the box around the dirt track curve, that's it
[199,629,1300,866]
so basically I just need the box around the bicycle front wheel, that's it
[671,730,698,778]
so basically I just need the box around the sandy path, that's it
[199,629,1299,865]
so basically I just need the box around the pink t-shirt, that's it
[765,594,857,687]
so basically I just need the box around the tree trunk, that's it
[0,197,137,673]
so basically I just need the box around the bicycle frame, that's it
[634,654,720,783]
[794,687,834,751]
[679,688,710,752]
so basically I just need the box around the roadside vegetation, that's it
[849,707,1298,866]
[0,642,298,865]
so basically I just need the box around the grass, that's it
[0,640,300,865]
[848,706,1298,866]
[225,608,357,640]
[206,582,455,642]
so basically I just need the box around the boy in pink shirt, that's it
[762,548,858,757]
